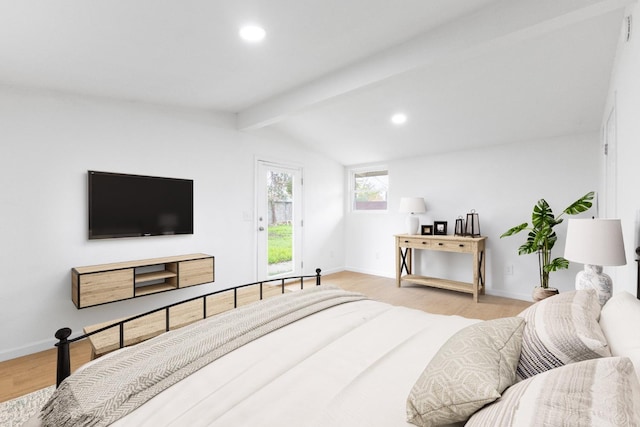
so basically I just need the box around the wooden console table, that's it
[395,234,486,302]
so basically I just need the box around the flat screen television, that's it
[88,171,193,239]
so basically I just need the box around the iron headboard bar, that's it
[54,269,321,387]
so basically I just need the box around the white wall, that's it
[604,3,640,296]
[0,86,345,361]
[345,133,601,301]
[4,9,637,360]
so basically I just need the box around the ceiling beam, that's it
[236,0,632,130]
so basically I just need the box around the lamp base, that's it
[575,264,612,306]
[406,215,419,235]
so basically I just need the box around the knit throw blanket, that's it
[40,285,366,427]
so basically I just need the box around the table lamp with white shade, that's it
[399,197,426,235]
[564,218,626,306]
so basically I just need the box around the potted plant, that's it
[500,191,594,301]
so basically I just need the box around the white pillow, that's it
[599,290,640,382]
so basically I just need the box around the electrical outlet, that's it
[505,265,514,276]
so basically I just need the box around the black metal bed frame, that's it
[54,269,322,387]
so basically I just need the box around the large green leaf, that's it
[547,231,557,251]
[545,257,569,272]
[518,241,536,255]
[563,191,595,215]
[516,230,537,255]
[532,199,555,230]
[534,228,557,251]
[500,223,529,238]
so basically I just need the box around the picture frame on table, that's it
[421,225,433,235]
[434,221,448,235]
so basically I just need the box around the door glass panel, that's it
[267,170,293,276]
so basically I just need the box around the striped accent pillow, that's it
[406,317,525,427]
[466,357,640,426]
[516,289,610,380]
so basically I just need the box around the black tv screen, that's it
[88,171,193,239]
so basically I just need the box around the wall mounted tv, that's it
[88,171,193,240]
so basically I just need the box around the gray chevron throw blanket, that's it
[40,285,366,427]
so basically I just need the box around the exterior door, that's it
[256,160,303,279]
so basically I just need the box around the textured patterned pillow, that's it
[599,291,640,382]
[406,317,524,427]
[516,289,610,380]
[466,357,640,426]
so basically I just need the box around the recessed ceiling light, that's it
[391,113,407,125]
[239,25,266,43]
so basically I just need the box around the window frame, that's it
[349,166,389,213]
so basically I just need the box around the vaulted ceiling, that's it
[0,0,630,165]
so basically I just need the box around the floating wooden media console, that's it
[71,253,215,308]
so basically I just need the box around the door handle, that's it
[259,226,265,231]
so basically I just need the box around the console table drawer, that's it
[431,239,474,253]
[399,238,431,249]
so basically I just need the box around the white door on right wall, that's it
[604,101,617,218]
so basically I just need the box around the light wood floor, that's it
[0,271,530,403]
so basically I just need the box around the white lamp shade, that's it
[564,219,626,266]
[399,197,426,214]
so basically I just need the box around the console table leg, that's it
[397,247,412,287]
[478,250,485,295]
[396,246,401,287]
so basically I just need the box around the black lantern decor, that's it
[465,209,481,237]
[454,216,465,236]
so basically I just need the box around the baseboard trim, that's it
[343,266,395,278]
[0,338,56,363]
[485,288,532,302]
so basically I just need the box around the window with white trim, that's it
[350,167,388,211]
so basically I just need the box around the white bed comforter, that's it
[102,298,478,427]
